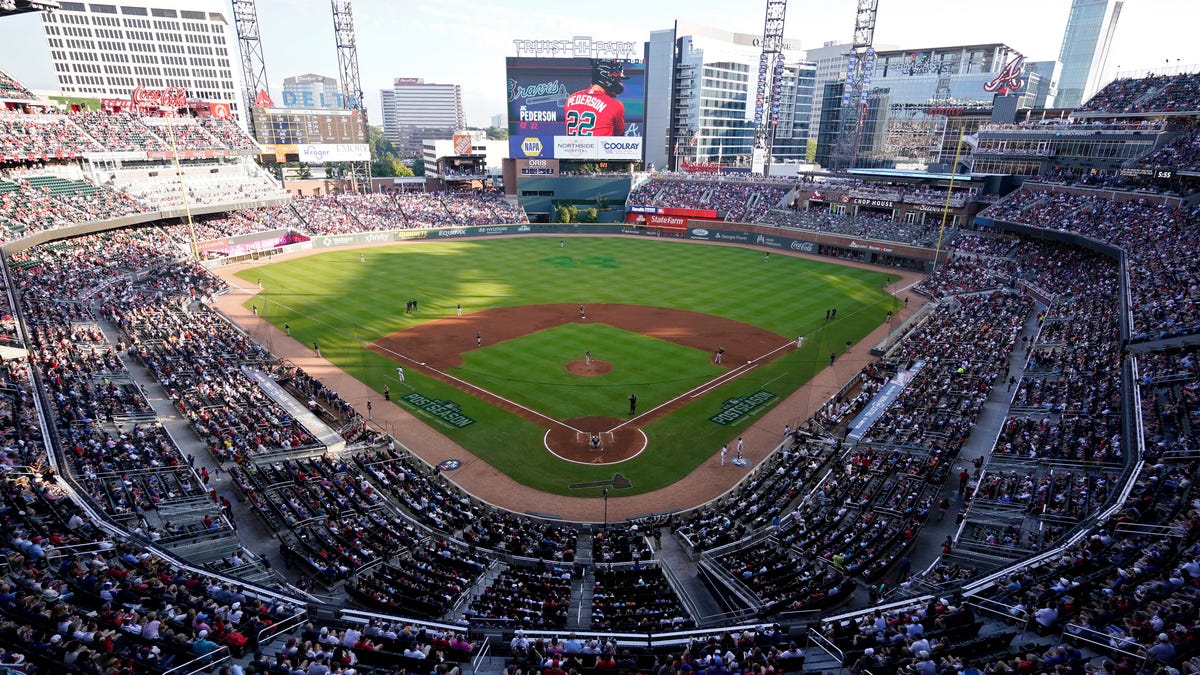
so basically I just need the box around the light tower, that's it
[830,0,879,171]
[232,0,271,131]
[331,0,370,190]
[751,0,787,176]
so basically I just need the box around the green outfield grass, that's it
[454,323,725,420]
[238,236,900,501]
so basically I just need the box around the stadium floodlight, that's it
[0,0,17,11]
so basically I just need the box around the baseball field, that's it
[237,236,899,497]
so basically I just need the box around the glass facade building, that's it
[1055,0,1123,109]
[645,21,813,171]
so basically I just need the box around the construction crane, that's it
[331,0,369,190]
[232,0,270,133]
[751,0,787,176]
[830,0,879,171]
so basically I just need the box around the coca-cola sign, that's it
[131,85,188,108]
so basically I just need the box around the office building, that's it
[379,77,464,157]
[644,21,814,171]
[39,0,245,119]
[1055,0,1123,109]
[816,43,1039,170]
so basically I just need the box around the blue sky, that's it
[0,0,1196,126]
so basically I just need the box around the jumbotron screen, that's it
[506,57,645,161]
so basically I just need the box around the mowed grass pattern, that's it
[239,237,900,499]
[455,323,726,420]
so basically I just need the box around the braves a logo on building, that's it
[984,54,1025,94]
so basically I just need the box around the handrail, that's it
[162,645,230,675]
[470,636,491,675]
[1061,623,1148,665]
[257,608,308,647]
[807,625,844,664]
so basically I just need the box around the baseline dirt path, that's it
[211,235,926,522]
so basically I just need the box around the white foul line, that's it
[368,342,582,434]
[609,339,799,433]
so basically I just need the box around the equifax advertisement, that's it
[506,57,645,160]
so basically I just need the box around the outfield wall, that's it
[217,221,939,273]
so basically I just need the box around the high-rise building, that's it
[804,41,852,145]
[378,77,464,157]
[644,21,814,171]
[281,73,349,109]
[39,0,245,119]
[490,114,503,129]
[1055,0,1123,109]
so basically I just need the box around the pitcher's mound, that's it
[565,359,611,376]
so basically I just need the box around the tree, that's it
[371,157,413,177]
[555,204,581,223]
[368,125,399,158]
[410,157,425,176]
[579,208,599,223]
[485,126,508,140]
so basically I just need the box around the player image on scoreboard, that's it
[564,59,628,137]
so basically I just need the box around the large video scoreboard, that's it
[506,57,645,162]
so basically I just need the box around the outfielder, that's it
[564,60,628,137]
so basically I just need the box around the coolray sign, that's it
[512,36,639,59]
[299,143,370,163]
[400,392,476,428]
[709,390,777,426]
[554,136,642,160]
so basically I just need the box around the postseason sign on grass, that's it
[709,390,777,426]
[400,392,476,428]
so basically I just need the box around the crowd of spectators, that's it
[0,111,103,160]
[0,169,149,234]
[0,68,37,101]
[1079,71,1200,114]
[1137,123,1200,171]
[69,112,169,153]
[627,177,792,222]
[0,108,264,163]
[590,564,693,631]
[109,163,287,211]
[762,207,948,248]
[465,563,572,629]
[981,184,1200,340]
[163,204,303,244]
[464,511,578,561]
